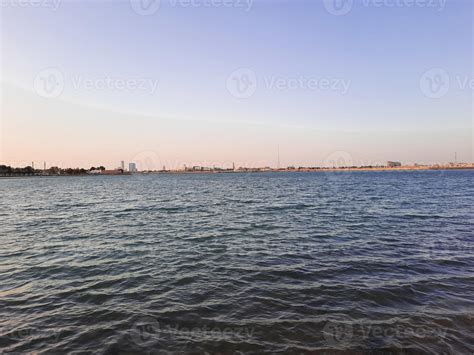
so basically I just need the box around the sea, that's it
[0,170,473,353]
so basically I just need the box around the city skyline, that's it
[3,154,471,173]
[1,0,473,168]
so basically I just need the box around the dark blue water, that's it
[1,171,473,353]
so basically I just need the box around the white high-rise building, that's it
[121,161,125,170]
[129,162,137,173]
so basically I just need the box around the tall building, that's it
[129,162,137,173]
[121,161,125,171]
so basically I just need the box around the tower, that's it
[277,145,280,169]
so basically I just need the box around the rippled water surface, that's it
[1,171,473,353]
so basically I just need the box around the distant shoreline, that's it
[152,166,474,175]
[1,165,473,178]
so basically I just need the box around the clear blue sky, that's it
[1,0,472,169]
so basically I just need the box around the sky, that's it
[1,0,473,170]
